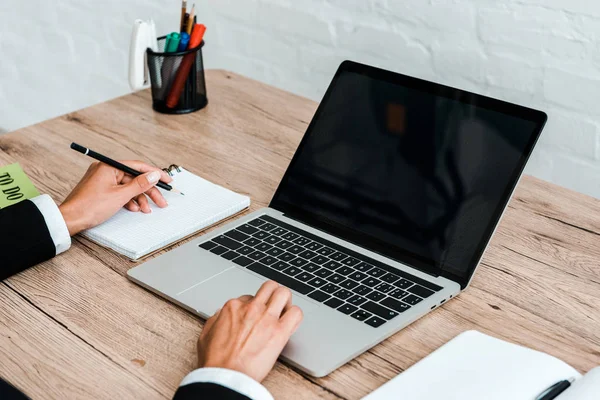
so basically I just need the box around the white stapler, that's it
[128,19,158,91]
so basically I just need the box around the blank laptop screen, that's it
[271,64,545,286]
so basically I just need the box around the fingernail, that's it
[147,171,161,184]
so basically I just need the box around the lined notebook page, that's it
[82,168,250,260]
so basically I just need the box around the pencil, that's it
[70,143,184,195]
[186,4,195,35]
[180,0,187,31]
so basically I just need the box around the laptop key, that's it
[367,267,386,278]
[305,242,323,251]
[407,284,435,298]
[307,277,327,288]
[349,271,369,282]
[323,260,341,270]
[347,295,367,306]
[298,250,317,260]
[270,228,287,236]
[381,273,400,284]
[301,263,320,273]
[341,257,360,266]
[248,251,267,261]
[271,261,289,271]
[381,297,411,313]
[243,238,261,246]
[199,241,217,250]
[321,283,340,294]
[366,291,385,302]
[247,263,313,295]
[238,224,259,235]
[338,304,358,315]
[362,277,380,287]
[293,237,311,246]
[403,294,423,305]
[317,247,335,257]
[265,247,285,257]
[213,235,243,250]
[308,290,330,303]
[210,245,228,255]
[296,272,314,282]
[389,289,407,299]
[311,255,329,265]
[282,266,302,277]
[276,240,294,250]
[290,257,309,268]
[364,316,386,328]
[353,285,372,296]
[255,242,273,252]
[354,262,373,272]
[326,273,345,284]
[324,298,343,309]
[340,279,359,290]
[333,289,354,300]
[237,246,254,255]
[287,245,304,254]
[329,252,347,262]
[224,230,250,242]
[260,256,278,266]
[362,301,399,320]
[336,266,354,276]
[374,283,394,293]
[264,236,282,245]
[253,231,271,240]
[394,278,413,289]
[222,251,238,260]
[315,268,334,278]
[282,232,299,241]
[260,222,277,232]
[351,310,371,321]
[233,256,253,267]
[247,218,265,227]
[278,252,295,262]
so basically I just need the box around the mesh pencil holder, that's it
[146,37,208,114]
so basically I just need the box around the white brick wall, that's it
[1,0,599,198]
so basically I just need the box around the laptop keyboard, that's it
[199,215,443,328]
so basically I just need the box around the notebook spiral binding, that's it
[162,164,182,176]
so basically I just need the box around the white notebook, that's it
[82,167,250,260]
[364,330,600,400]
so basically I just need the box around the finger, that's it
[145,187,168,208]
[118,170,162,202]
[279,306,304,338]
[201,308,222,338]
[266,286,292,318]
[124,199,140,212]
[135,194,151,213]
[237,295,254,303]
[119,160,173,183]
[253,280,280,304]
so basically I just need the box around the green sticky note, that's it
[0,163,40,208]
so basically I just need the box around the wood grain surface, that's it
[0,70,598,399]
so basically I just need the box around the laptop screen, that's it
[270,61,546,288]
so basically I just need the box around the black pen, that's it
[536,379,573,400]
[70,142,184,195]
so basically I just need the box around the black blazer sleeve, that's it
[173,382,252,400]
[1,200,56,281]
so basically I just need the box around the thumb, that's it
[120,170,162,200]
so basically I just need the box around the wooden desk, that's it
[1,70,599,399]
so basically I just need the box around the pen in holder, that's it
[146,36,208,114]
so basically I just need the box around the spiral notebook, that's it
[82,166,251,260]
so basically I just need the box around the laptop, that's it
[128,61,547,377]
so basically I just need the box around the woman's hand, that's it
[59,160,173,235]
[197,281,304,383]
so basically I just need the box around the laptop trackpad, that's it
[176,267,319,319]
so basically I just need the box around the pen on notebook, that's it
[536,379,573,400]
[70,143,184,195]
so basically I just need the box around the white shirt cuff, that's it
[179,368,273,400]
[30,194,71,255]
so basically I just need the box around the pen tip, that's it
[180,192,185,196]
